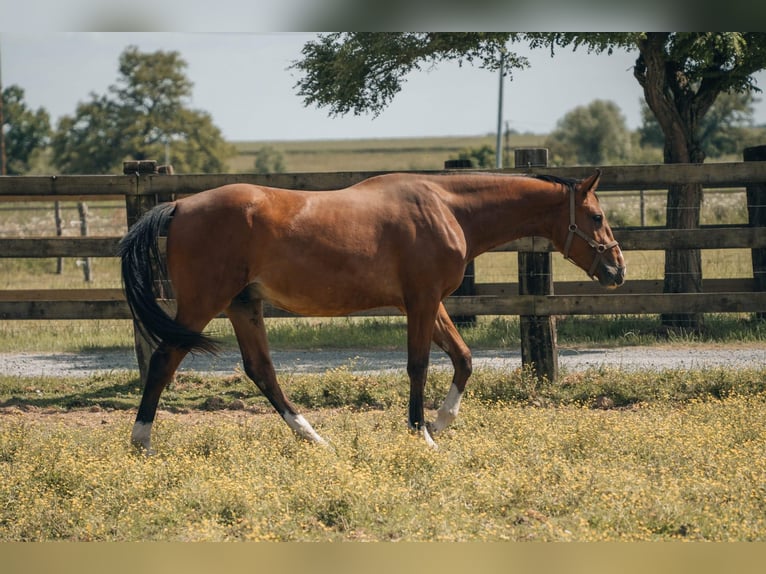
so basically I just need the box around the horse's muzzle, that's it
[596,263,626,289]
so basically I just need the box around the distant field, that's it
[227,134,547,173]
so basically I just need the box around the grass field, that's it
[2,366,766,541]
[227,134,547,173]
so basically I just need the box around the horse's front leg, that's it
[405,300,440,448]
[430,302,472,434]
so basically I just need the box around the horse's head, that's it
[552,170,626,288]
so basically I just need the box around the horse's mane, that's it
[531,174,578,189]
[450,171,578,189]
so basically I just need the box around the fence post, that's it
[445,158,476,326]
[123,160,175,382]
[515,148,558,382]
[54,201,63,274]
[745,145,766,321]
[77,202,92,282]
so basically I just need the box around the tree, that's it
[1,85,51,174]
[639,91,758,158]
[292,33,525,117]
[254,146,286,173]
[545,99,632,166]
[452,144,495,168]
[294,32,766,331]
[52,46,234,174]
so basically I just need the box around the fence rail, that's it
[2,157,766,380]
[3,161,766,198]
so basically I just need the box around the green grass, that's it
[3,361,765,415]
[227,134,548,173]
[2,366,765,541]
[2,313,766,354]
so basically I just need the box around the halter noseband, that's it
[562,185,620,279]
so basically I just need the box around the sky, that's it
[3,32,766,143]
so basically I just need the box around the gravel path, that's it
[2,345,764,378]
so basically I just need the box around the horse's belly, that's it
[251,278,399,317]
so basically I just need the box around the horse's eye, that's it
[592,214,603,225]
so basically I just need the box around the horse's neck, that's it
[450,178,565,259]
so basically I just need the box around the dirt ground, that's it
[3,344,765,378]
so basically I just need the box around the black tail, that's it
[118,202,218,354]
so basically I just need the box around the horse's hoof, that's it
[411,425,438,450]
[131,440,155,457]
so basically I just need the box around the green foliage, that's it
[51,46,235,175]
[294,33,766,162]
[291,33,643,120]
[545,99,632,166]
[451,144,495,168]
[292,33,523,117]
[253,146,286,173]
[639,91,760,158]
[1,85,51,174]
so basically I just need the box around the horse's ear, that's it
[578,169,602,196]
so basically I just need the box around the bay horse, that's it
[119,171,625,452]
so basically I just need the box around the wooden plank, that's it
[492,227,766,253]
[3,290,766,321]
[442,293,766,316]
[615,227,766,250]
[3,162,766,200]
[531,292,766,315]
[0,289,125,302]
[0,300,133,320]
[0,237,121,258]
[0,175,134,197]
[140,163,766,195]
[5,226,758,260]
[502,162,766,190]
[12,279,754,305]
[475,278,756,296]
[0,220,744,259]
[0,195,126,203]
[0,299,402,320]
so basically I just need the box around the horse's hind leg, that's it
[226,290,327,445]
[132,344,189,454]
[430,302,472,434]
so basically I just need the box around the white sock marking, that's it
[283,413,328,446]
[131,421,154,454]
[422,425,438,450]
[432,383,463,434]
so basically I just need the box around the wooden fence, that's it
[2,155,766,381]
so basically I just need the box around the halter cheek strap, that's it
[562,187,620,279]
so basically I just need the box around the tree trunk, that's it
[662,182,703,331]
[660,122,706,332]
[634,33,705,332]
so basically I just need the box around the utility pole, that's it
[0,37,6,176]
[495,52,504,169]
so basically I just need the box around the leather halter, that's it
[562,186,620,279]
